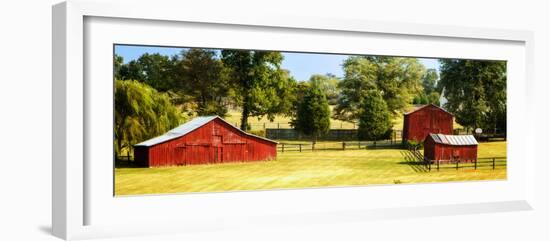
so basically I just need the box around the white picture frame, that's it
[52,0,535,240]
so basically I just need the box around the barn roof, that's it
[428,133,478,146]
[404,104,453,116]
[134,116,278,147]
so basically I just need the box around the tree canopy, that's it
[334,56,425,122]
[174,49,231,116]
[221,50,296,130]
[413,68,440,105]
[438,59,506,132]
[308,74,341,105]
[116,53,178,92]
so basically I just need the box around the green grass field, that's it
[115,141,506,195]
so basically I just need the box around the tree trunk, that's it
[240,103,250,131]
[116,137,123,161]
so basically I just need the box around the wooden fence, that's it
[277,140,402,152]
[268,128,402,142]
[407,150,506,171]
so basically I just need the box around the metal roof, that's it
[134,116,277,147]
[404,104,454,116]
[428,133,478,146]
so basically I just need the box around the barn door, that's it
[174,146,186,166]
[212,135,222,163]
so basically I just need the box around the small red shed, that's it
[424,134,478,163]
[402,104,453,143]
[133,116,277,167]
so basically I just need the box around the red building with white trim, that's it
[402,104,454,143]
[134,116,277,167]
[424,133,478,163]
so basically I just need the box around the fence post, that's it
[437,160,440,171]
[282,143,285,153]
[342,142,346,150]
[493,158,495,170]
[456,160,459,170]
[358,141,361,149]
[299,144,302,152]
[428,159,431,172]
[474,159,477,170]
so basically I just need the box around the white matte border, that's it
[53,1,535,240]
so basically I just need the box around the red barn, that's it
[424,134,478,163]
[402,104,453,143]
[133,116,277,167]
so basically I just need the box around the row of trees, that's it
[439,59,507,133]
[114,49,507,156]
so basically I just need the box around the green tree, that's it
[114,80,182,158]
[174,49,231,116]
[427,92,440,106]
[292,84,331,143]
[114,54,124,80]
[422,68,439,93]
[117,53,177,91]
[221,50,296,130]
[335,56,424,121]
[309,74,340,105]
[357,91,392,141]
[413,68,440,106]
[438,59,506,132]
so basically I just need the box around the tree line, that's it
[114,48,506,157]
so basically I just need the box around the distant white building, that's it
[439,88,448,107]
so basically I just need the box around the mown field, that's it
[115,141,506,195]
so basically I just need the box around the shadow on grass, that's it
[398,150,429,173]
[114,160,144,168]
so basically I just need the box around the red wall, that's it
[424,137,477,163]
[403,105,453,143]
[138,119,277,167]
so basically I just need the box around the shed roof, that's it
[134,116,278,147]
[428,133,478,146]
[404,104,453,116]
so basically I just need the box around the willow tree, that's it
[221,50,296,130]
[114,80,182,158]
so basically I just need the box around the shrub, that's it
[407,140,424,151]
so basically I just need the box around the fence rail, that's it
[277,140,402,152]
[420,155,506,171]
[268,128,403,142]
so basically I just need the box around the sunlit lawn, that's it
[115,141,506,195]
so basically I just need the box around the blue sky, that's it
[115,45,440,81]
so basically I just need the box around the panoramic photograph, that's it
[113,44,507,196]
